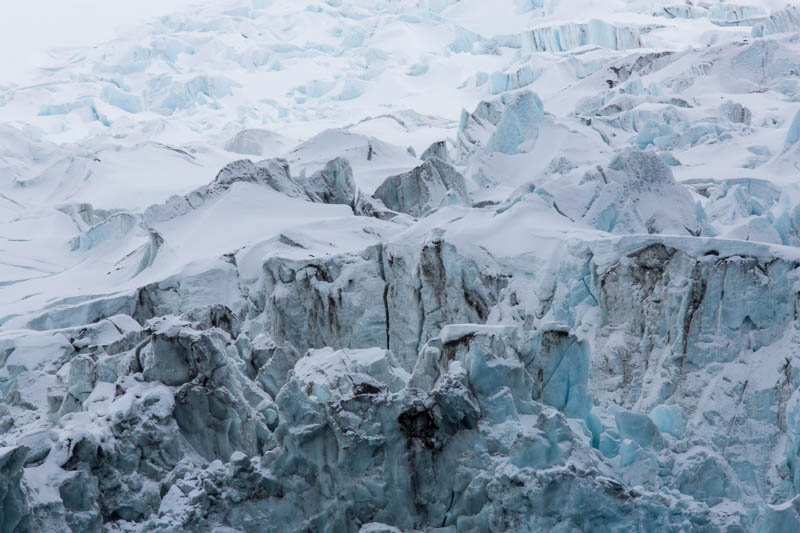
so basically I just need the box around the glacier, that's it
[3,0,800,532]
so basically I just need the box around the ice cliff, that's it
[3,0,800,531]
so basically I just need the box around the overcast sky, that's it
[0,0,200,84]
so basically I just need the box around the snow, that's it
[0,0,206,85]
[3,0,800,531]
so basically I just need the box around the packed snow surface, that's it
[2,0,800,531]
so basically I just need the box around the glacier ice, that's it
[752,6,800,37]
[224,129,290,158]
[420,140,449,163]
[485,90,544,155]
[5,0,800,531]
[786,109,800,148]
[537,148,707,236]
[373,158,470,217]
[521,19,643,54]
[489,66,538,95]
[719,101,752,125]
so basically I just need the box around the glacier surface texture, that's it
[4,0,800,531]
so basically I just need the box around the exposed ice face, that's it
[753,5,800,37]
[9,232,800,531]
[786,110,800,148]
[4,0,800,531]
[372,158,471,217]
[0,446,29,531]
[485,90,545,155]
[521,19,643,53]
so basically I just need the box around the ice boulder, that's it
[634,119,674,149]
[614,410,665,449]
[139,318,271,462]
[529,330,592,420]
[719,101,752,125]
[649,404,685,438]
[489,65,538,95]
[420,140,449,162]
[486,90,545,155]
[543,148,706,235]
[102,86,143,113]
[456,98,505,162]
[429,325,539,418]
[140,319,230,386]
[155,75,236,114]
[0,446,30,532]
[259,245,389,355]
[373,158,470,217]
[302,157,357,207]
[291,347,409,402]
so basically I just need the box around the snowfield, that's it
[3,0,800,531]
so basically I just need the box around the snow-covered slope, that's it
[2,1,800,531]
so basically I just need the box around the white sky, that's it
[0,0,200,84]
